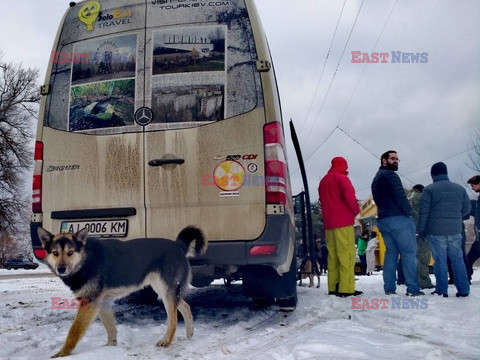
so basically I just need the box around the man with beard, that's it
[371,150,423,296]
[467,175,480,273]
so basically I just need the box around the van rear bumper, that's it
[31,213,294,266]
[190,214,294,267]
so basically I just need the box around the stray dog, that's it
[297,257,321,288]
[38,226,207,358]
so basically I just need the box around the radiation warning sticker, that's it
[213,160,245,192]
[78,1,101,31]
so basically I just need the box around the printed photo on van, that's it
[71,34,137,86]
[151,71,224,123]
[152,26,226,75]
[69,79,135,131]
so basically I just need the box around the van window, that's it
[43,0,262,134]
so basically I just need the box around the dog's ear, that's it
[37,227,54,251]
[73,227,89,245]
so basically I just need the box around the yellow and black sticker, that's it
[213,160,245,192]
[78,1,101,31]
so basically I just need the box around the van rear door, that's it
[36,1,147,240]
[142,1,267,241]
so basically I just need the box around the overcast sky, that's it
[1,0,479,202]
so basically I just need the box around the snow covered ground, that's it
[1,267,479,360]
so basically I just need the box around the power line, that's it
[291,128,477,191]
[336,125,378,159]
[356,146,477,196]
[403,146,478,176]
[291,126,338,175]
[299,0,347,137]
[301,0,397,163]
[335,126,417,185]
[290,0,472,188]
[337,0,398,128]
[301,0,366,148]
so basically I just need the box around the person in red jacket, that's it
[319,156,362,297]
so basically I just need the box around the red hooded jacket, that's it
[318,157,360,230]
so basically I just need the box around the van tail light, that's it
[264,122,287,205]
[34,248,47,260]
[249,245,277,256]
[32,141,43,213]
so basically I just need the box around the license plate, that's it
[60,220,128,238]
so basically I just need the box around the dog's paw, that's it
[51,348,71,358]
[156,338,172,347]
[105,339,117,346]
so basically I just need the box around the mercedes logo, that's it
[134,107,154,126]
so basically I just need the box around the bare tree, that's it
[0,233,16,266]
[0,57,40,242]
[467,130,480,173]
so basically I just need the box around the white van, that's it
[31,0,297,307]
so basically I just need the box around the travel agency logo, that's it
[78,1,100,30]
[78,1,133,31]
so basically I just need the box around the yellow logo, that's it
[213,160,245,191]
[78,1,101,31]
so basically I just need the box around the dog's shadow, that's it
[114,283,254,326]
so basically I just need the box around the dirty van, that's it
[31,0,297,307]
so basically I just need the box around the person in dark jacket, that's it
[447,215,472,284]
[468,175,480,231]
[408,184,434,289]
[418,162,471,298]
[319,157,362,297]
[371,150,422,296]
[466,175,480,273]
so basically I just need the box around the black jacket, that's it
[371,166,412,219]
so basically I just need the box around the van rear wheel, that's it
[242,256,297,310]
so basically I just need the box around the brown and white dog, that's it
[38,226,207,358]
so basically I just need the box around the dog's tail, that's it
[176,226,207,257]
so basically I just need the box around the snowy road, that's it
[1,267,479,359]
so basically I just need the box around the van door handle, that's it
[148,158,185,166]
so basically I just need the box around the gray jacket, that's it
[417,174,471,236]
